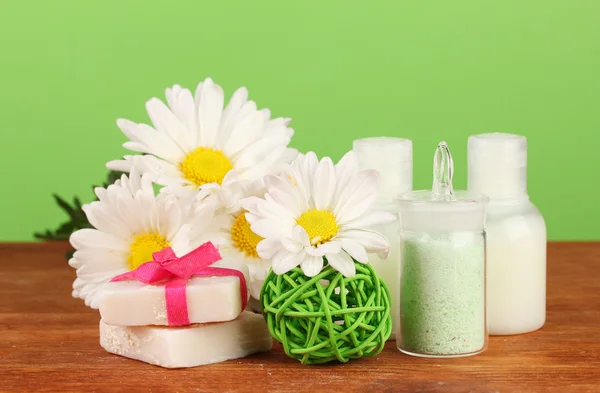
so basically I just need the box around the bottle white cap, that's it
[353,137,413,209]
[468,133,528,200]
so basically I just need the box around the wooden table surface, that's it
[1,242,599,393]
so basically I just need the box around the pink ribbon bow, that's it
[110,242,248,326]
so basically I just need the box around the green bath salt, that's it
[399,231,485,356]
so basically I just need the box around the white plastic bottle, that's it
[468,133,547,335]
[353,137,413,340]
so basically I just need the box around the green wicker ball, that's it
[260,260,391,364]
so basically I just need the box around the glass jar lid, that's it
[397,142,488,232]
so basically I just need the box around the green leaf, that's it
[34,170,126,244]
[52,194,77,220]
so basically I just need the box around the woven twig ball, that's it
[260,261,391,364]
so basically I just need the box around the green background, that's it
[1,1,598,241]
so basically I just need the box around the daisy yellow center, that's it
[231,212,263,259]
[297,209,339,245]
[180,147,233,186]
[127,233,170,270]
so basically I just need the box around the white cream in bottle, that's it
[468,133,547,335]
[353,137,413,340]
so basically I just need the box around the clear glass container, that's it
[396,142,488,358]
[353,137,413,340]
[468,133,546,335]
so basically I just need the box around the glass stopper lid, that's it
[432,141,455,201]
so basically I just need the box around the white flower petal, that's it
[316,240,342,255]
[219,87,249,147]
[268,187,301,216]
[312,157,336,210]
[70,229,129,252]
[109,154,183,188]
[257,238,283,259]
[145,98,190,154]
[292,152,318,200]
[326,252,356,277]
[165,85,197,147]
[116,119,184,164]
[235,137,288,170]
[264,174,305,212]
[292,225,311,247]
[246,194,297,230]
[73,277,116,309]
[261,193,297,220]
[251,218,290,239]
[344,210,397,228]
[334,169,379,223]
[169,224,192,256]
[247,259,271,298]
[70,248,126,274]
[83,203,132,238]
[223,103,262,157]
[245,212,261,224]
[196,78,224,148]
[339,228,390,259]
[334,151,359,202]
[240,196,265,217]
[281,236,303,253]
[339,239,369,263]
[282,165,309,207]
[305,246,328,257]
[301,255,324,277]
[272,248,305,275]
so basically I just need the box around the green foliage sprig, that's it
[34,195,91,241]
[34,171,125,243]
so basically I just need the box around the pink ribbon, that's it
[110,242,248,326]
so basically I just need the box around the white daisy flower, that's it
[191,173,272,298]
[107,78,297,201]
[241,151,396,278]
[68,171,224,309]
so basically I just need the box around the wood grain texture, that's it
[0,242,599,393]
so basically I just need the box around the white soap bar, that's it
[99,262,249,326]
[100,311,272,368]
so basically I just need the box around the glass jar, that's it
[396,142,488,358]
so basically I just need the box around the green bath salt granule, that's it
[400,231,485,356]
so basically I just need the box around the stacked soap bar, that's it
[99,276,246,326]
[100,312,272,368]
[98,262,272,368]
